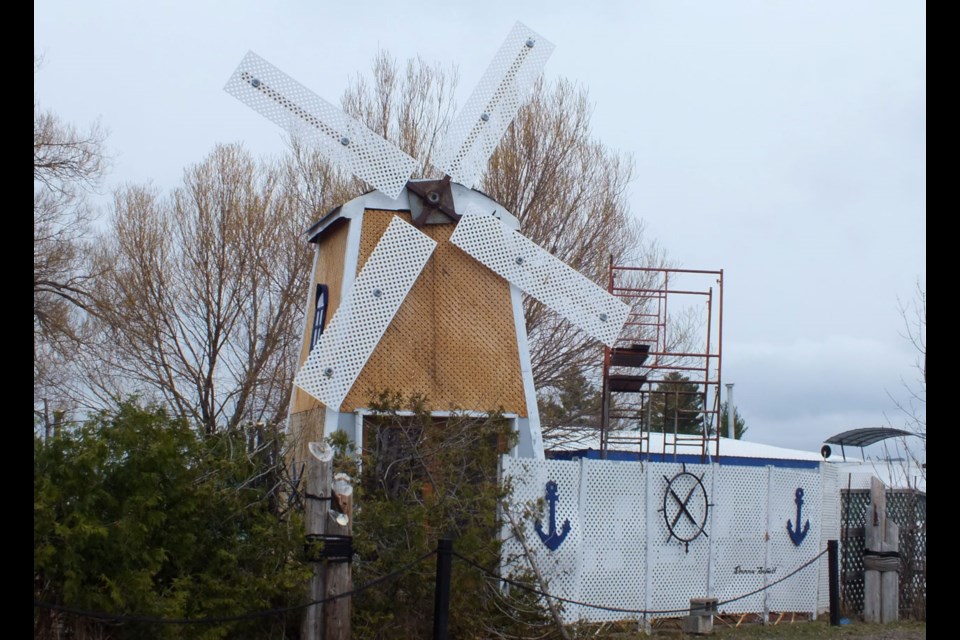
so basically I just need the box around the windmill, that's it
[225,22,631,460]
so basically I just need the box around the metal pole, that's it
[828,540,840,626]
[600,351,610,460]
[433,538,453,640]
[725,383,735,439]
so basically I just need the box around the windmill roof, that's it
[304,182,519,242]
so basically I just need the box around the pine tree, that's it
[717,401,749,439]
[645,372,704,435]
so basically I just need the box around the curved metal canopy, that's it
[823,427,916,448]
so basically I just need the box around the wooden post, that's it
[863,476,899,624]
[881,518,900,623]
[863,477,885,623]
[433,538,453,640]
[302,442,334,640]
[325,473,353,640]
[827,540,840,626]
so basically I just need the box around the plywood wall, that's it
[290,218,350,415]
[343,210,527,416]
[290,208,528,421]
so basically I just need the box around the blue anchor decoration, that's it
[534,481,571,551]
[786,487,811,546]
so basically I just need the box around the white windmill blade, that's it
[450,213,630,347]
[294,216,437,409]
[224,51,418,200]
[434,22,555,188]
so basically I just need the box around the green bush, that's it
[34,400,310,639]
[345,391,556,639]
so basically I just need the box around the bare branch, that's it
[83,145,316,435]
[34,61,110,405]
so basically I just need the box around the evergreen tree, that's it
[645,372,704,435]
[717,401,749,439]
[538,368,602,439]
[34,400,308,639]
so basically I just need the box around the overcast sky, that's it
[34,1,925,458]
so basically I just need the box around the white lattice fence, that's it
[578,459,647,622]
[648,463,713,617]
[819,462,842,613]
[766,467,822,613]
[501,457,833,624]
[501,457,583,621]
[712,465,770,613]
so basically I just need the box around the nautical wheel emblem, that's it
[659,465,711,552]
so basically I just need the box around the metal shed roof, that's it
[823,427,917,448]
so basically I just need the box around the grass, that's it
[708,618,925,639]
[574,616,926,639]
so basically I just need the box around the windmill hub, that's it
[405,176,460,228]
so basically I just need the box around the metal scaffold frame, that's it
[600,263,724,462]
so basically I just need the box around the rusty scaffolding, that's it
[600,264,724,462]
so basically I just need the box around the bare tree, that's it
[76,52,672,444]
[886,279,926,479]
[71,54,455,434]
[481,78,643,394]
[34,55,109,407]
[340,50,459,181]
[85,144,322,435]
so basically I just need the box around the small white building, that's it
[546,429,925,492]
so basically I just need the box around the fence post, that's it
[863,477,899,623]
[324,473,353,640]
[863,478,884,622]
[433,538,453,640]
[880,518,900,623]
[828,540,840,626]
[302,442,333,640]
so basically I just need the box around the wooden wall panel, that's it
[342,211,527,416]
[291,218,351,415]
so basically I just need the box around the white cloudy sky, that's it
[34,1,925,456]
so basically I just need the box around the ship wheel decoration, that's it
[659,464,712,553]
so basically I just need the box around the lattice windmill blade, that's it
[224,51,418,200]
[294,216,437,409]
[433,22,555,188]
[450,213,630,347]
